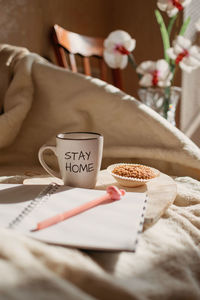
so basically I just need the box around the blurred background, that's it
[0,0,178,95]
[0,0,199,146]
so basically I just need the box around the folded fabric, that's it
[0,44,200,300]
[0,44,200,180]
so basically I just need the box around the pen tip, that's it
[30,228,38,232]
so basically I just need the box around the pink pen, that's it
[32,186,125,231]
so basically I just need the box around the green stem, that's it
[179,16,191,36]
[163,86,171,119]
[155,9,170,63]
[167,15,177,38]
[170,62,177,86]
[128,54,142,79]
[128,53,137,69]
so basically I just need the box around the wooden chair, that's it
[52,24,123,90]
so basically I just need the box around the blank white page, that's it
[22,185,147,251]
[0,184,147,251]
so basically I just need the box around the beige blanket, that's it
[0,44,200,299]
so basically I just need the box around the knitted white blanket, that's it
[0,44,200,300]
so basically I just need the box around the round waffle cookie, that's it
[107,163,160,187]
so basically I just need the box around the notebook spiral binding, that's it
[7,183,60,230]
[134,193,148,249]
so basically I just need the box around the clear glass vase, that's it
[138,86,181,126]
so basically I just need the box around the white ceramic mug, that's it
[38,132,104,188]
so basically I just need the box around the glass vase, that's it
[138,86,181,126]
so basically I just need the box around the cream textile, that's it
[0,175,199,300]
[0,44,200,299]
[0,44,200,179]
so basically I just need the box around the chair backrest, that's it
[52,24,122,90]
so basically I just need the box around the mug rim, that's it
[56,132,103,141]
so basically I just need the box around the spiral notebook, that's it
[0,183,148,251]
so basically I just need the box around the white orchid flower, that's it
[195,18,200,31]
[167,35,200,72]
[103,30,136,69]
[157,0,192,17]
[136,59,172,87]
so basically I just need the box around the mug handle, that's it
[38,145,61,179]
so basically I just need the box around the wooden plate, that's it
[96,169,177,230]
